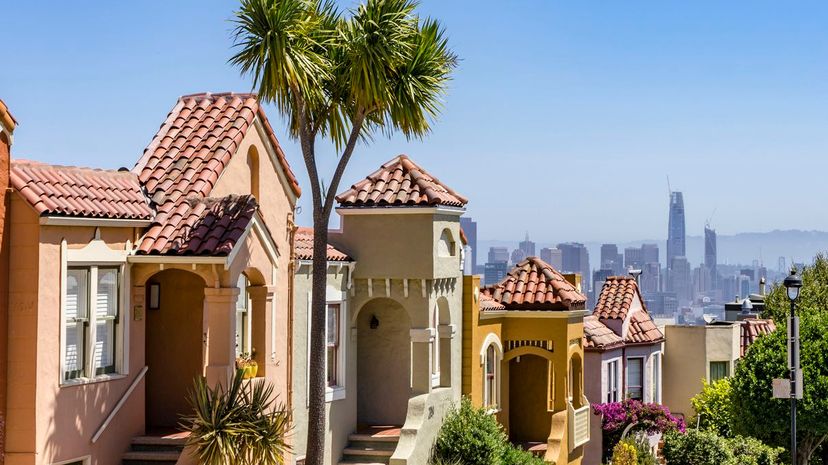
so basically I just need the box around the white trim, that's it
[480,309,591,320]
[51,455,91,465]
[40,216,152,228]
[481,337,504,410]
[479,333,504,365]
[336,205,465,216]
[128,255,225,265]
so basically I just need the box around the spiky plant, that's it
[183,369,291,465]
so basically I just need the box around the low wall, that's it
[391,387,456,465]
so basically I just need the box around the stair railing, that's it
[92,366,149,443]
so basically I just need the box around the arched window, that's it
[438,228,455,257]
[484,345,498,409]
[431,304,440,387]
[246,147,260,200]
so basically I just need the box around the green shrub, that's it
[433,398,507,465]
[663,430,734,465]
[612,441,638,465]
[501,446,546,465]
[727,436,783,465]
[619,435,656,465]
[691,378,735,437]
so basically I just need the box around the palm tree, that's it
[230,1,457,464]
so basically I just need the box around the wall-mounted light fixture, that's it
[370,315,379,329]
[148,282,161,310]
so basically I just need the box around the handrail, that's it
[92,366,148,443]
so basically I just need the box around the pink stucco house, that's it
[3,93,300,465]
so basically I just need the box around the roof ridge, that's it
[179,91,259,101]
[13,159,137,176]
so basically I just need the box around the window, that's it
[709,361,730,382]
[236,275,250,357]
[326,304,340,387]
[483,344,498,409]
[626,357,644,400]
[652,353,661,403]
[606,360,619,402]
[431,305,440,386]
[63,266,120,381]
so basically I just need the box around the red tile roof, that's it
[336,155,467,208]
[594,276,644,320]
[136,194,256,255]
[626,311,664,344]
[133,92,300,202]
[740,318,776,356]
[0,98,17,132]
[584,315,623,349]
[294,227,352,261]
[10,160,153,220]
[479,292,506,311]
[482,257,587,310]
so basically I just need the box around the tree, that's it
[230,2,457,464]
[762,254,828,323]
[691,377,735,437]
[731,311,828,465]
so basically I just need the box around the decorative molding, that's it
[437,324,457,339]
[335,205,465,216]
[506,339,554,353]
[410,327,436,343]
[403,279,409,298]
[40,216,152,228]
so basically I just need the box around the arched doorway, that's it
[145,269,205,429]
[357,298,411,426]
[508,354,553,444]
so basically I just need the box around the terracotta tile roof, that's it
[594,276,644,320]
[133,92,301,203]
[479,292,506,311]
[584,315,623,350]
[626,311,664,344]
[336,155,467,208]
[10,160,153,220]
[0,98,17,132]
[740,318,776,356]
[294,227,352,261]
[136,195,256,255]
[482,257,586,310]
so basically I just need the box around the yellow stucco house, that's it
[462,258,591,465]
[3,93,300,465]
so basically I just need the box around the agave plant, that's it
[183,369,291,465]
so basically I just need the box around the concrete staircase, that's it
[339,426,401,465]
[122,435,187,465]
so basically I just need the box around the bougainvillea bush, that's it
[593,399,686,460]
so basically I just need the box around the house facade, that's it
[3,92,299,465]
[582,276,665,465]
[290,155,466,465]
[0,99,17,465]
[462,258,591,465]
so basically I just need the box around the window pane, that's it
[65,269,88,379]
[97,268,118,318]
[235,275,249,356]
[710,361,729,382]
[626,358,643,400]
[95,320,115,374]
[327,305,338,346]
[327,346,336,386]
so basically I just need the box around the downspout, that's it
[286,211,297,411]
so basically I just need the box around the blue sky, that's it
[3,1,828,242]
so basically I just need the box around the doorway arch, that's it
[508,353,553,444]
[145,269,205,429]
[356,298,411,426]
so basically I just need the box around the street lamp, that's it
[784,269,802,465]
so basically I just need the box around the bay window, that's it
[326,303,340,387]
[626,357,644,400]
[606,360,619,402]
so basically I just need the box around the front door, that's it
[145,269,205,429]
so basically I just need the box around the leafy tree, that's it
[433,398,508,465]
[762,255,828,323]
[691,377,735,437]
[731,311,828,465]
[230,2,457,464]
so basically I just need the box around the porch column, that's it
[247,285,277,377]
[438,324,456,387]
[204,287,240,387]
[410,328,435,395]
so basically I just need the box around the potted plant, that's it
[235,351,258,379]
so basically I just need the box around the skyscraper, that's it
[488,247,509,264]
[624,246,644,270]
[510,248,527,265]
[540,247,563,270]
[518,232,536,258]
[641,243,659,265]
[600,244,624,275]
[704,224,717,288]
[667,191,686,269]
[557,242,591,292]
[460,216,478,270]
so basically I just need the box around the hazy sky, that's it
[3,1,828,243]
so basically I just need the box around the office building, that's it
[540,247,563,270]
[510,248,526,265]
[667,256,692,304]
[460,216,478,271]
[641,243,659,265]
[558,242,591,293]
[624,246,644,270]
[488,246,509,264]
[484,261,508,285]
[667,191,686,269]
[640,262,661,295]
[518,232,536,258]
[600,243,624,275]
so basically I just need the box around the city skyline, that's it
[5,1,828,240]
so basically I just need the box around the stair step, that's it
[343,448,394,457]
[348,433,400,443]
[129,436,187,452]
[122,451,181,463]
[339,463,387,465]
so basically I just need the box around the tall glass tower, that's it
[667,191,685,269]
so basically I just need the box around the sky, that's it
[3,1,828,243]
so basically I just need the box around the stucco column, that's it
[438,324,456,387]
[410,328,435,395]
[204,287,240,387]
[247,285,274,376]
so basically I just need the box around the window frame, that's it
[606,359,620,403]
[326,303,341,388]
[483,344,501,411]
[709,360,730,382]
[235,274,252,358]
[652,352,662,403]
[306,288,348,404]
[625,356,645,400]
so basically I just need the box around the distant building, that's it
[460,216,478,270]
[601,244,624,275]
[704,224,717,281]
[484,261,508,285]
[641,243,659,265]
[488,246,509,264]
[558,242,591,293]
[667,191,686,269]
[624,246,643,270]
[667,256,692,304]
[518,232,536,258]
[640,262,661,295]
[540,247,563,270]
[591,268,614,304]
[510,248,526,265]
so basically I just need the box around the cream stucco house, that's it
[290,155,466,465]
[3,92,300,465]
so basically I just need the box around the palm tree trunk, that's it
[305,216,329,465]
